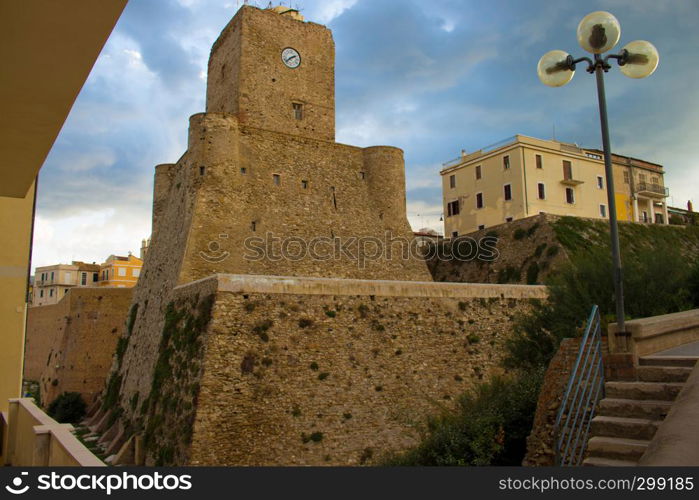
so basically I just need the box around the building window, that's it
[81,273,87,286]
[503,156,510,170]
[273,174,281,186]
[642,211,648,223]
[475,165,482,180]
[655,213,664,224]
[133,268,140,278]
[51,271,54,281]
[565,187,575,204]
[251,221,257,232]
[600,204,607,217]
[478,224,485,230]
[476,192,484,209]
[93,273,98,282]
[240,167,246,174]
[639,173,647,183]
[503,184,512,201]
[537,182,546,200]
[623,171,630,184]
[292,102,303,120]
[199,166,206,176]
[562,160,573,180]
[118,268,126,277]
[505,216,513,222]
[359,171,366,180]
[536,154,543,169]
[452,231,459,238]
[449,174,456,189]
[65,272,72,283]
[651,176,659,184]
[40,290,44,298]
[301,180,308,189]
[597,176,604,189]
[49,289,54,297]
[447,200,460,217]
[64,288,69,294]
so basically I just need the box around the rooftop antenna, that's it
[552,122,557,141]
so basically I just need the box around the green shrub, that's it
[546,245,559,257]
[384,370,543,466]
[526,262,540,285]
[533,243,547,258]
[513,228,527,240]
[325,310,337,318]
[526,223,540,237]
[298,318,314,328]
[48,392,87,424]
[505,242,696,371]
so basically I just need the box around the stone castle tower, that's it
[93,5,438,466]
[151,5,429,283]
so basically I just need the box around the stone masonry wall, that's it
[428,214,569,285]
[138,275,546,466]
[522,337,581,466]
[207,6,335,141]
[24,288,132,407]
[25,300,71,382]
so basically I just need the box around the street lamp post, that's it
[537,11,659,339]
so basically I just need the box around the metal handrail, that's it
[554,305,605,466]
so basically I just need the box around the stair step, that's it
[587,436,649,461]
[591,415,661,440]
[597,398,673,420]
[583,456,637,467]
[637,366,692,383]
[605,381,684,401]
[639,356,698,368]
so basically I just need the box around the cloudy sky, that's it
[32,0,699,269]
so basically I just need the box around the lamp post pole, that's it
[593,54,626,335]
[538,11,659,343]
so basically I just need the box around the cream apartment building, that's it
[441,135,669,236]
[33,261,100,306]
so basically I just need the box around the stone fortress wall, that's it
[125,275,545,466]
[24,287,133,407]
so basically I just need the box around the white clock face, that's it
[281,47,301,68]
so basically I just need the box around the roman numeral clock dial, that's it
[281,47,301,68]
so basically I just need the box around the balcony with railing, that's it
[636,182,669,198]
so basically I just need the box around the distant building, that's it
[413,229,443,250]
[140,238,150,260]
[99,253,143,288]
[440,135,669,235]
[33,261,100,306]
[668,201,697,225]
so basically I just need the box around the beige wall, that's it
[442,144,526,236]
[4,398,104,466]
[0,183,35,413]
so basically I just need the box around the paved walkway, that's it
[653,341,699,357]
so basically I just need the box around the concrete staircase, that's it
[583,356,696,466]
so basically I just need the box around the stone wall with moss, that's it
[163,275,546,466]
[24,288,133,408]
[427,215,568,285]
